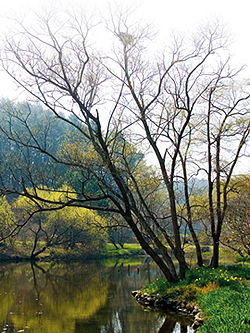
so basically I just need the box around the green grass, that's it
[141,264,250,332]
[104,243,142,256]
[198,284,250,332]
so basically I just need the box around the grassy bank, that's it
[141,264,250,332]
[104,243,143,256]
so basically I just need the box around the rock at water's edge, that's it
[131,290,204,332]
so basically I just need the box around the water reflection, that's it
[0,259,194,333]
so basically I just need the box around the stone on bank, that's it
[131,290,204,332]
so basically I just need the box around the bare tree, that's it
[201,77,250,267]
[0,9,182,282]
[105,13,250,270]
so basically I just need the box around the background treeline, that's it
[0,100,137,258]
[0,100,249,263]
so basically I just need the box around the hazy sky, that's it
[0,0,249,173]
[0,0,249,98]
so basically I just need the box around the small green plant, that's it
[142,278,171,296]
[236,256,249,263]
[167,284,199,302]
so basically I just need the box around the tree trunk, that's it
[211,238,220,268]
[30,246,47,261]
[127,216,179,282]
[111,241,119,249]
[182,157,204,267]
[191,229,203,267]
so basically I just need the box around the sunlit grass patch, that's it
[105,243,142,256]
[184,265,247,288]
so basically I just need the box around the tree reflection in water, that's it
[0,260,193,333]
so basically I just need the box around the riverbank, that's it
[0,242,143,262]
[133,264,250,332]
[132,290,203,331]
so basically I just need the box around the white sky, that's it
[0,0,249,99]
[0,0,250,173]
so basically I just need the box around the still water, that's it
[0,258,194,333]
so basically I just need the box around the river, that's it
[0,258,194,333]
